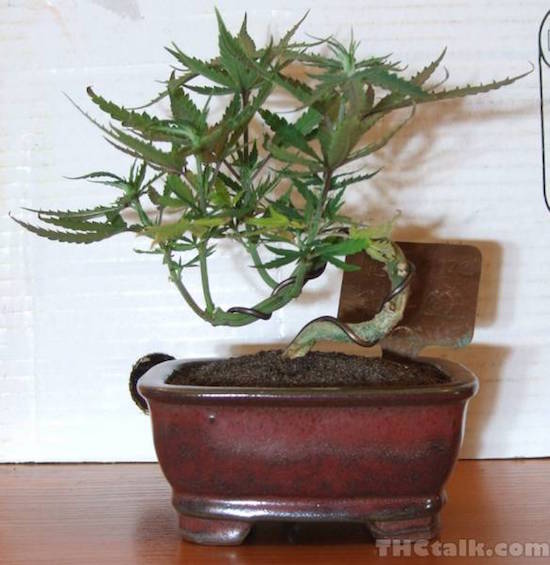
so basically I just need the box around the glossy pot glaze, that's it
[138,357,478,545]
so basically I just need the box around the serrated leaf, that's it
[293,178,318,209]
[374,68,531,116]
[344,78,369,115]
[325,193,345,220]
[294,107,323,136]
[228,81,272,133]
[86,86,161,132]
[87,88,168,140]
[255,254,298,269]
[237,44,312,103]
[38,214,127,233]
[216,171,241,192]
[425,72,530,101]
[237,13,256,56]
[270,200,303,223]
[168,82,205,131]
[285,49,341,70]
[268,142,322,169]
[264,244,299,257]
[134,248,165,255]
[326,116,363,168]
[23,202,128,220]
[148,187,188,209]
[145,218,191,242]
[127,71,197,110]
[184,83,235,96]
[358,67,428,98]
[259,108,319,159]
[131,160,147,186]
[278,11,309,51]
[109,127,186,172]
[325,255,361,271]
[67,171,123,182]
[331,170,379,190]
[210,179,231,207]
[166,45,234,87]
[348,107,415,162]
[411,48,447,86]
[317,237,368,257]
[180,253,201,268]
[215,9,257,90]
[247,208,289,228]
[259,107,287,131]
[166,174,195,205]
[271,72,313,103]
[11,215,127,244]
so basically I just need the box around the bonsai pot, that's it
[138,355,478,545]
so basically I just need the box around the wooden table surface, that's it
[1,460,549,564]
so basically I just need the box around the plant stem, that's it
[242,89,249,162]
[212,261,309,327]
[306,167,332,247]
[163,242,307,327]
[195,157,207,212]
[283,243,410,358]
[163,248,210,322]
[198,241,215,314]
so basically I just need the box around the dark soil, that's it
[168,350,450,388]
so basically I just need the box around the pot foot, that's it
[367,513,440,541]
[178,514,252,545]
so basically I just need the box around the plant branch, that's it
[283,243,410,358]
[211,260,309,326]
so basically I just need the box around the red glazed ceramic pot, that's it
[138,356,477,545]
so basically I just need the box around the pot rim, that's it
[138,356,478,406]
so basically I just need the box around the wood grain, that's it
[1,460,549,564]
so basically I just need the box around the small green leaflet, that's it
[324,255,361,271]
[168,82,206,131]
[148,187,187,210]
[165,175,195,206]
[247,207,289,228]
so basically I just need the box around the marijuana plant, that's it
[13,11,526,358]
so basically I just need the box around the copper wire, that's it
[227,260,416,348]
